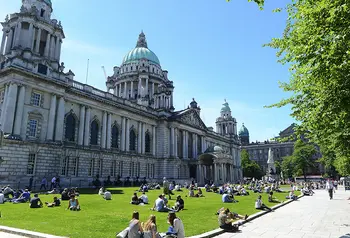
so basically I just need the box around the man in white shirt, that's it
[326,179,334,200]
[153,195,173,212]
[104,190,112,200]
[139,192,148,204]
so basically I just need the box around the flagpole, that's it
[85,59,90,84]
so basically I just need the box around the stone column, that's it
[106,113,112,149]
[145,78,149,96]
[137,122,142,154]
[141,123,146,154]
[0,32,6,54]
[101,111,107,148]
[192,134,196,159]
[214,163,217,184]
[78,105,85,145]
[2,83,18,134]
[174,128,178,157]
[5,29,14,53]
[203,138,207,151]
[0,84,9,128]
[35,28,41,53]
[151,82,155,97]
[13,85,25,135]
[118,84,122,97]
[57,38,62,61]
[121,117,126,151]
[14,22,22,47]
[170,94,174,108]
[125,118,130,151]
[46,94,57,141]
[27,23,34,49]
[84,107,91,146]
[54,97,65,141]
[182,130,186,159]
[152,126,156,156]
[44,33,51,57]
[124,82,127,99]
[49,35,55,59]
[130,81,134,99]
[170,127,175,156]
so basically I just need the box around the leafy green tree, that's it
[281,155,294,179]
[264,0,350,175]
[241,149,264,179]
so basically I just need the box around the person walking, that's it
[50,176,56,190]
[326,179,334,200]
[40,177,47,190]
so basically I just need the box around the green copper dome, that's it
[122,32,160,66]
[239,124,249,137]
[220,100,231,113]
[43,0,52,6]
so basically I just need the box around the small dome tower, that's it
[238,123,250,145]
[215,100,237,136]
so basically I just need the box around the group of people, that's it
[119,211,185,238]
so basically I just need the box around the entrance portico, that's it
[197,146,236,185]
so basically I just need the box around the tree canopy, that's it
[262,0,350,176]
[241,149,264,179]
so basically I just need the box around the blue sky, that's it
[0,0,295,142]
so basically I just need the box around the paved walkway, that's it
[0,232,27,238]
[215,188,350,238]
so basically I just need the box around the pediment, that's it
[177,110,207,130]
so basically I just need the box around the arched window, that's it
[145,133,151,153]
[129,130,136,151]
[90,120,99,145]
[111,125,119,148]
[65,113,76,142]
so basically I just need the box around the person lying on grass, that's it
[46,196,61,207]
[67,194,80,211]
[215,207,248,220]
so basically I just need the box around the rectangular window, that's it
[71,157,79,177]
[28,119,38,137]
[137,162,140,177]
[88,159,94,177]
[31,92,41,106]
[0,90,4,103]
[129,162,133,177]
[27,153,36,175]
[119,161,123,178]
[60,156,69,176]
[152,164,155,178]
[146,164,149,178]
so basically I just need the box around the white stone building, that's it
[0,0,242,187]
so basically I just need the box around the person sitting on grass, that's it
[98,187,105,195]
[13,189,30,203]
[129,211,143,238]
[46,196,61,207]
[188,187,195,197]
[131,193,140,205]
[268,191,281,203]
[152,195,174,212]
[217,208,240,232]
[67,194,80,211]
[29,194,43,208]
[195,188,204,197]
[286,191,297,200]
[139,192,149,204]
[61,188,70,200]
[172,195,185,212]
[255,195,272,211]
[222,193,237,203]
[166,212,185,238]
[142,214,161,238]
[104,190,112,200]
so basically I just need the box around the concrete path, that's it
[215,188,350,238]
[0,232,28,237]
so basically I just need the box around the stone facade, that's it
[0,0,242,187]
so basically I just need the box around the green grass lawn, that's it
[0,186,299,238]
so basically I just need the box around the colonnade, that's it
[0,21,62,61]
[197,163,236,185]
[169,128,207,159]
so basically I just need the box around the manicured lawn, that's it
[0,186,299,238]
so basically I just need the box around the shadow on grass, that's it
[78,188,124,194]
